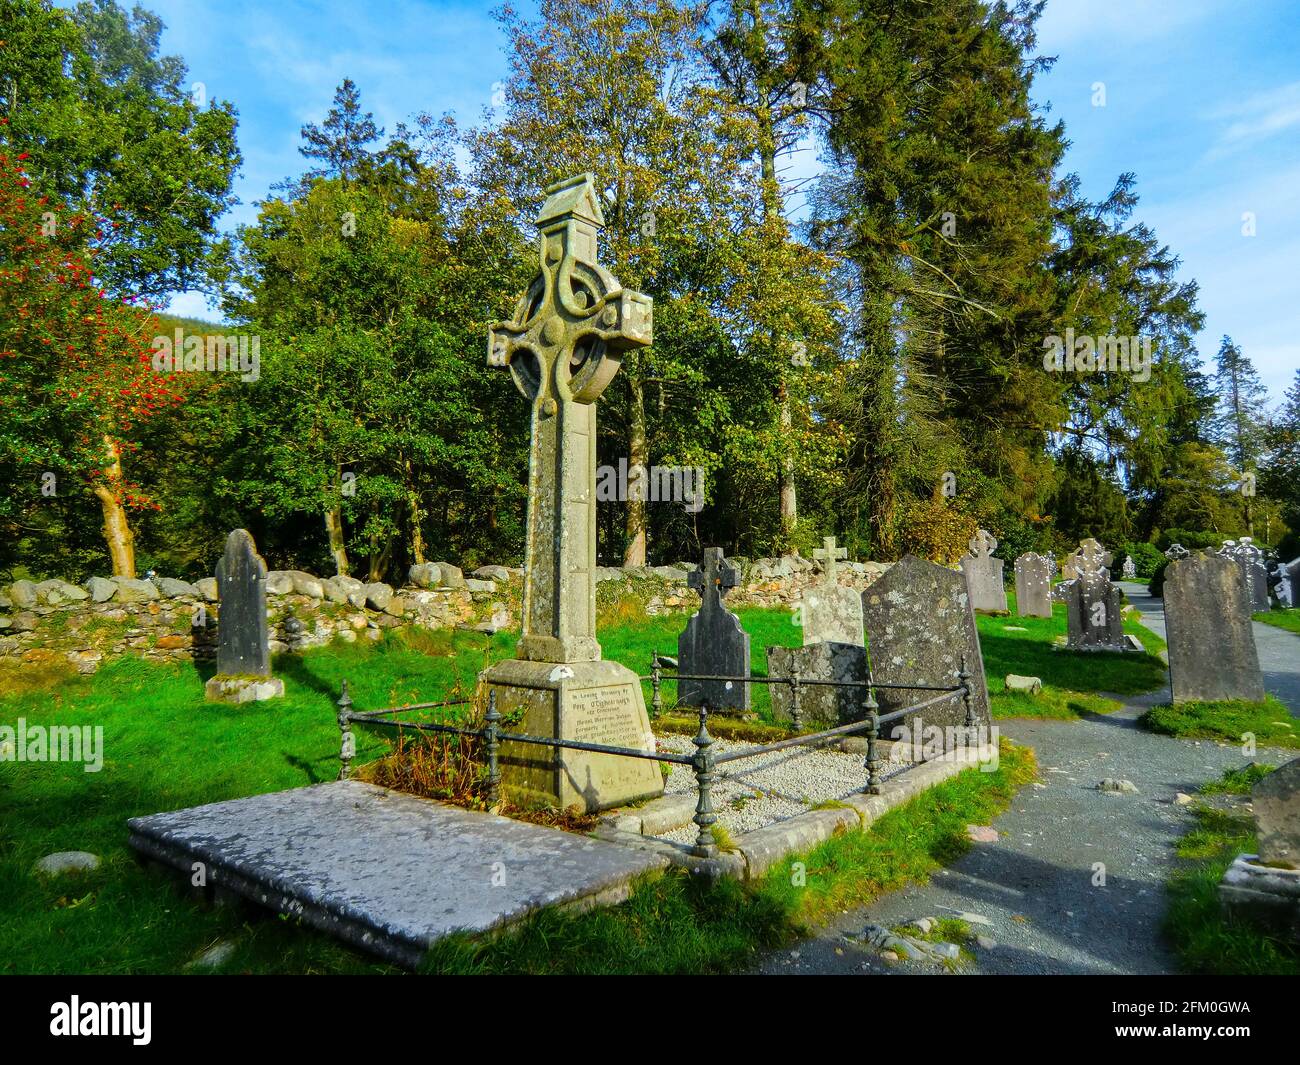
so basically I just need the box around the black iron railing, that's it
[335,655,977,861]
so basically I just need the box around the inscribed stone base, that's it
[481,658,663,813]
[204,675,284,703]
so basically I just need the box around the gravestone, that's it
[1013,552,1054,618]
[479,174,661,813]
[1165,543,1190,561]
[1164,551,1265,703]
[1223,537,1270,613]
[800,536,865,646]
[204,529,284,703]
[1064,539,1130,652]
[1122,556,1137,580]
[861,555,991,733]
[770,536,869,729]
[677,547,750,712]
[960,529,1007,613]
[1279,557,1300,608]
[1253,758,1300,869]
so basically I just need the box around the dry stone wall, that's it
[0,556,891,675]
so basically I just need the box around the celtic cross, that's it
[488,174,652,663]
[968,529,998,560]
[688,547,738,610]
[1076,538,1112,579]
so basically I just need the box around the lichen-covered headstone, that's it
[1253,758,1300,869]
[677,547,749,711]
[1064,538,1128,652]
[800,536,864,646]
[861,555,990,732]
[1013,552,1053,618]
[960,529,1007,613]
[1164,551,1264,703]
[1122,556,1137,580]
[205,529,284,703]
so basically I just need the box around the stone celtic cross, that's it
[1076,538,1112,579]
[488,174,652,663]
[813,535,847,584]
[968,529,997,560]
[688,547,738,609]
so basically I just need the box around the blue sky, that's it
[147,0,1299,404]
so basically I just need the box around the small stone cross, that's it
[688,547,738,609]
[813,535,848,584]
[968,528,998,560]
[1076,538,1112,579]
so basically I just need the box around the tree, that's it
[0,0,240,297]
[297,78,384,186]
[1210,335,1269,534]
[0,156,180,575]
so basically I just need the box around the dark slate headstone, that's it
[1164,551,1265,704]
[960,528,1007,613]
[1013,552,1054,618]
[677,548,749,711]
[1064,538,1128,652]
[215,528,271,677]
[861,555,991,733]
[767,642,869,730]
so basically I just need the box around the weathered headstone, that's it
[1122,556,1137,580]
[861,555,991,733]
[677,548,750,712]
[800,536,865,646]
[1064,538,1130,652]
[1223,537,1270,612]
[1254,758,1300,869]
[960,529,1007,613]
[1165,543,1190,561]
[769,536,869,729]
[768,642,870,730]
[1279,557,1300,607]
[1013,552,1054,618]
[479,174,661,813]
[1164,551,1265,703]
[205,529,284,703]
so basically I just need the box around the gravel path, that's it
[653,733,907,844]
[753,591,1300,976]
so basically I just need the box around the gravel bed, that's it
[652,732,909,844]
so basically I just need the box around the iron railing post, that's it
[651,650,663,718]
[484,688,502,808]
[790,664,803,732]
[864,674,882,794]
[691,702,718,858]
[337,678,354,780]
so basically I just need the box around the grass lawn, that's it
[1142,696,1299,749]
[1164,765,1300,976]
[0,586,1158,974]
[1255,608,1300,635]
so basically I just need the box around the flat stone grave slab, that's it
[128,780,668,969]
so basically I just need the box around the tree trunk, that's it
[623,373,648,566]
[405,458,426,565]
[325,504,349,576]
[93,436,135,578]
[779,388,797,551]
